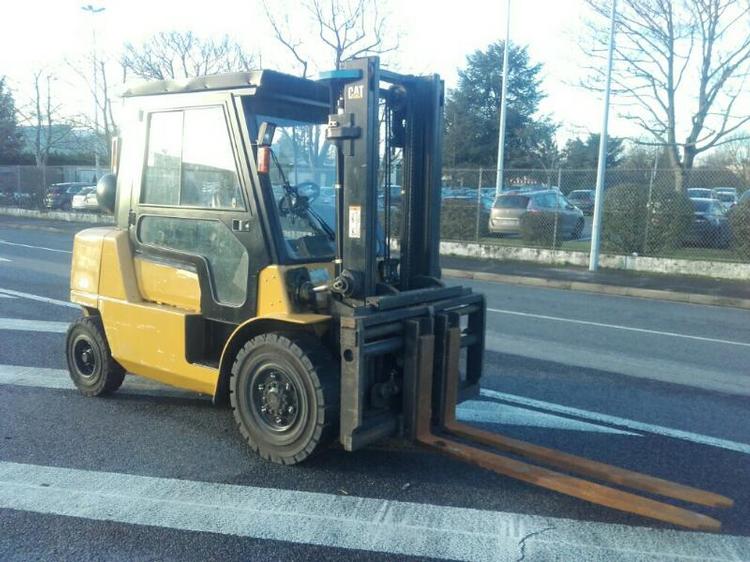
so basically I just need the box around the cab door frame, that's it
[126,91,272,325]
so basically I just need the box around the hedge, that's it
[602,184,693,255]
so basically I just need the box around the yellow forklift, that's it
[66,57,731,530]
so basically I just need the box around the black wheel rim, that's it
[249,366,302,432]
[73,337,97,379]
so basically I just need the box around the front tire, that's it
[230,332,339,465]
[66,316,125,396]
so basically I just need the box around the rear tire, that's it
[66,316,125,396]
[230,332,339,465]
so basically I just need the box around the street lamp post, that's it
[588,0,618,272]
[81,4,105,181]
[495,0,511,197]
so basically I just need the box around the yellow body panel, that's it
[70,227,109,308]
[134,257,201,312]
[99,298,217,395]
[257,266,293,316]
[98,230,142,303]
[255,264,332,327]
[70,229,333,398]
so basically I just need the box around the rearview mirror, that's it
[96,173,117,214]
[257,122,276,146]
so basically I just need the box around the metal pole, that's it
[588,0,617,272]
[82,4,104,179]
[475,168,484,241]
[495,0,511,196]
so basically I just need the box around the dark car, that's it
[685,198,731,248]
[567,189,595,215]
[43,182,93,210]
[488,189,584,237]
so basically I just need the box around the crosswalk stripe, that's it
[0,318,68,333]
[0,257,10,262]
[0,460,747,561]
[5,364,750,450]
[0,365,198,398]
[0,364,636,434]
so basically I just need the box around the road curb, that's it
[0,206,114,225]
[443,268,750,310]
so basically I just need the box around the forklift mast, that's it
[324,57,443,300]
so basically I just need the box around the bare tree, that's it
[583,0,750,189]
[263,0,399,78]
[16,72,74,168]
[14,71,78,196]
[701,133,750,183]
[262,0,398,173]
[121,31,257,81]
[66,54,120,162]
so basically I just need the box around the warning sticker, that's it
[348,205,361,239]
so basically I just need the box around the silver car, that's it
[488,189,584,237]
[713,187,738,210]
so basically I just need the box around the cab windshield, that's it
[244,98,336,262]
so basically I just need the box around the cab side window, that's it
[141,107,244,210]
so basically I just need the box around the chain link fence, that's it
[0,165,100,208]
[438,167,750,264]
[2,163,748,264]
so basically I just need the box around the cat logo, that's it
[346,84,364,100]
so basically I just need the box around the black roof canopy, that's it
[121,70,329,104]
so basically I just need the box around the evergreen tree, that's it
[0,77,23,163]
[443,41,556,170]
[562,133,623,169]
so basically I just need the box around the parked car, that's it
[0,191,33,207]
[686,188,715,200]
[684,198,731,248]
[71,186,97,211]
[488,189,584,238]
[566,189,595,215]
[504,184,562,194]
[43,182,94,210]
[713,187,738,210]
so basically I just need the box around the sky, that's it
[0,0,731,149]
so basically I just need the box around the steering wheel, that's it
[295,181,320,202]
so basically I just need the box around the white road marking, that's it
[0,365,72,390]
[0,365,630,434]
[483,332,750,397]
[0,239,72,254]
[0,256,10,262]
[0,364,200,399]
[4,364,748,456]
[0,318,68,333]
[481,388,750,456]
[0,461,747,562]
[0,287,78,309]
[487,307,750,348]
[0,293,16,299]
[457,400,638,436]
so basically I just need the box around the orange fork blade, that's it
[418,432,722,532]
[445,420,733,510]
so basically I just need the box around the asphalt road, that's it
[1,215,749,561]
